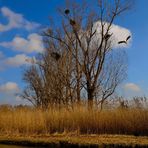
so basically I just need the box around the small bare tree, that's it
[22,45,78,108]
[94,50,127,110]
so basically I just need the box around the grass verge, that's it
[0,135,147,147]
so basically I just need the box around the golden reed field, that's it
[0,106,147,136]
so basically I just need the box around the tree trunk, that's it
[87,83,94,110]
[100,100,103,111]
[75,40,81,104]
[77,80,81,104]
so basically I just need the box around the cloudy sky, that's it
[0,0,148,105]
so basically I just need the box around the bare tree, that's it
[94,50,127,110]
[22,45,77,108]
[22,0,132,109]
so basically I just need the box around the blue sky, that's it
[0,0,148,105]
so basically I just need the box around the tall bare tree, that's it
[22,0,131,109]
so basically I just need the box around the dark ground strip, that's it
[0,140,148,148]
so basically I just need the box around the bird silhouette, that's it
[126,35,131,41]
[70,19,76,26]
[65,9,70,15]
[118,35,131,44]
[104,34,111,40]
[51,52,61,60]
[118,41,127,44]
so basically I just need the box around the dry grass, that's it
[0,135,148,147]
[0,106,147,136]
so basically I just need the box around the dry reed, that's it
[0,106,147,136]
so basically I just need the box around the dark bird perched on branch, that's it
[104,34,111,40]
[65,9,70,15]
[51,52,61,61]
[118,35,131,44]
[70,19,76,26]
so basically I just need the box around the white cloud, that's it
[0,6,40,32]
[0,33,44,53]
[110,24,132,49]
[91,21,132,49]
[124,83,141,92]
[0,53,36,70]
[3,54,31,67]
[0,82,20,93]
[0,82,28,105]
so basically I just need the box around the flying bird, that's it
[70,19,76,26]
[65,9,70,15]
[51,52,61,61]
[118,35,131,44]
[118,41,127,44]
[126,35,131,41]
